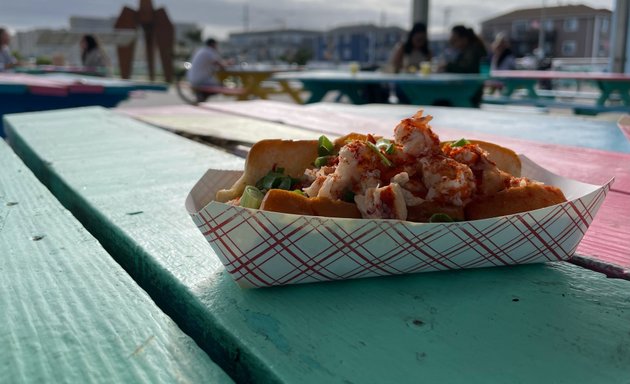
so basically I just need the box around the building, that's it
[481,5,612,58]
[14,16,200,72]
[315,24,406,66]
[225,29,320,64]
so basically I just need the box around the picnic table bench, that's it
[4,105,630,383]
[487,70,630,115]
[0,140,231,383]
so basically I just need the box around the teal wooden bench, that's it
[6,107,630,383]
[0,140,232,383]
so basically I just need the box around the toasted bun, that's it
[216,139,318,203]
[260,189,362,218]
[472,140,521,177]
[465,184,567,220]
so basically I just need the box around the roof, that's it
[327,24,405,34]
[482,4,611,25]
[229,28,321,38]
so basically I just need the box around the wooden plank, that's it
[0,140,232,383]
[204,101,630,154]
[6,107,630,383]
[118,105,319,143]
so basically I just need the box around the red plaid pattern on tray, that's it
[190,179,611,288]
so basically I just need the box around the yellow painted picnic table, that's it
[216,67,303,103]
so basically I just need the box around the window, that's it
[512,20,528,35]
[563,18,578,32]
[343,48,352,60]
[544,19,554,32]
[601,18,610,33]
[562,40,576,56]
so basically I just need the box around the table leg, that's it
[597,80,630,106]
[303,84,329,104]
[277,80,303,104]
[397,83,479,108]
[239,74,270,100]
[338,84,368,105]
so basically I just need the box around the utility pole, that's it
[537,0,546,56]
[411,0,430,27]
[610,0,629,72]
[243,4,249,32]
[443,7,451,32]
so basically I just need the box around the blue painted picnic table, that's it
[273,70,487,107]
[4,104,630,383]
[0,72,167,136]
[14,65,107,77]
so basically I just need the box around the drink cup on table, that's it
[349,62,359,75]
[420,61,431,75]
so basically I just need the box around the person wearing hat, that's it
[490,32,516,71]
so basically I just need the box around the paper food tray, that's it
[186,156,613,288]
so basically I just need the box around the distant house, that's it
[315,24,406,66]
[481,5,612,58]
[225,29,321,64]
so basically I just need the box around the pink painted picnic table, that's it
[120,100,630,279]
[0,72,104,95]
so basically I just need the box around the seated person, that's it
[187,38,228,102]
[491,32,516,71]
[80,35,112,74]
[442,25,488,107]
[386,22,432,104]
[390,22,432,73]
[0,27,18,71]
[444,25,488,74]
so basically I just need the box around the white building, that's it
[14,16,200,74]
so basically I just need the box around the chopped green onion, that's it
[318,135,334,156]
[341,189,355,203]
[451,138,470,147]
[276,177,292,190]
[375,138,390,148]
[429,213,454,223]
[257,173,278,190]
[255,169,296,192]
[240,186,264,209]
[375,138,396,154]
[314,155,332,167]
[366,141,393,167]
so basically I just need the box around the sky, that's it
[3,0,614,39]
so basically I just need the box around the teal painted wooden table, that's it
[273,70,486,107]
[5,107,630,383]
[489,70,630,114]
[0,140,232,383]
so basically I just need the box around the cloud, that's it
[3,0,613,38]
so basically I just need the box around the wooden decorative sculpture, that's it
[115,0,174,82]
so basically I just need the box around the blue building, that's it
[316,24,406,66]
